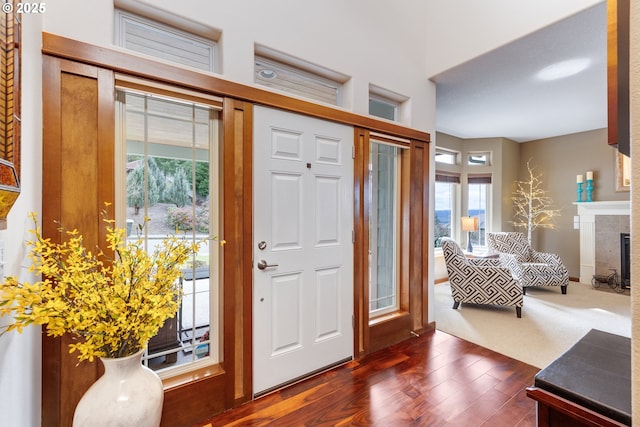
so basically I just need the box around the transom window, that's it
[114,9,218,72]
[369,84,408,123]
[116,86,222,376]
[369,95,397,121]
[436,148,458,165]
[254,53,346,106]
[467,152,491,166]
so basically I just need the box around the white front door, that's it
[253,106,354,395]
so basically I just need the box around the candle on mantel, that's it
[586,171,593,181]
[577,174,584,183]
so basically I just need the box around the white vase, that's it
[72,349,164,427]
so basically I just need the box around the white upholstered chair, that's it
[487,232,569,295]
[441,238,524,318]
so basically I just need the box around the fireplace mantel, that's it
[574,200,630,283]
[575,200,631,217]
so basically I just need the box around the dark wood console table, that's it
[526,329,631,427]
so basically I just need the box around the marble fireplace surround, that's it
[575,200,630,283]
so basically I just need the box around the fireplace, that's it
[575,200,630,283]
[620,233,631,289]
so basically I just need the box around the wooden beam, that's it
[42,33,430,145]
[607,0,630,155]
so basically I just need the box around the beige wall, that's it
[500,137,522,231]
[520,128,629,278]
[434,127,629,282]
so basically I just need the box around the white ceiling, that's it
[432,2,606,143]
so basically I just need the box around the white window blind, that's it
[115,10,216,72]
[254,56,342,106]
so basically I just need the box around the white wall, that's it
[5,1,621,425]
[425,0,604,78]
[0,12,43,427]
[43,0,436,131]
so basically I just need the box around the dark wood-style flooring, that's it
[197,330,539,426]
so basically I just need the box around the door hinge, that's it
[352,230,355,243]
[352,145,355,159]
[352,315,355,329]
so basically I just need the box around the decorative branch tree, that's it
[511,160,561,244]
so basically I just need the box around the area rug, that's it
[434,281,631,369]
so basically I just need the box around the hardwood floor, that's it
[196,330,539,426]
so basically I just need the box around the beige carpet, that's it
[434,281,631,369]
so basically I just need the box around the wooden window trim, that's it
[42,55,116,427]
[115,85,224,376]
[42,33,428,144]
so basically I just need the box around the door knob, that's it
[257,260,278,270]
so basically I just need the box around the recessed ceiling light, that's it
[536,58,591,81]
[258,69,277,79]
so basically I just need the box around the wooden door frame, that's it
[41,32,431,426]
[41,54,116,427]
[353,129,433,357]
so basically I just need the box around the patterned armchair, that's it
[441,238,523,318]
[487,232,568,295]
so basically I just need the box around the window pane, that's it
[468,153,490,166]
[468,183,488,246]
[435,151,456,165]
[121,90,220,373]
[435,181,454,248]
[369,97,397,121]
[369,142,401,316]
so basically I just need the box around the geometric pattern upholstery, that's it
[441,238,523,318]
[487,232,569,295]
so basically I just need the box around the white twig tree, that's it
[511,160,561,244]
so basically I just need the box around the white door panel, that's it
[271,172,303,250]
[270,272,302,355]
[253,106,353,394]
[315,176,341,245]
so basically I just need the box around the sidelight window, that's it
[116,86,222,376]
[368,140,405,317]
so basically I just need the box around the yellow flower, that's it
[0,210,203,361]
